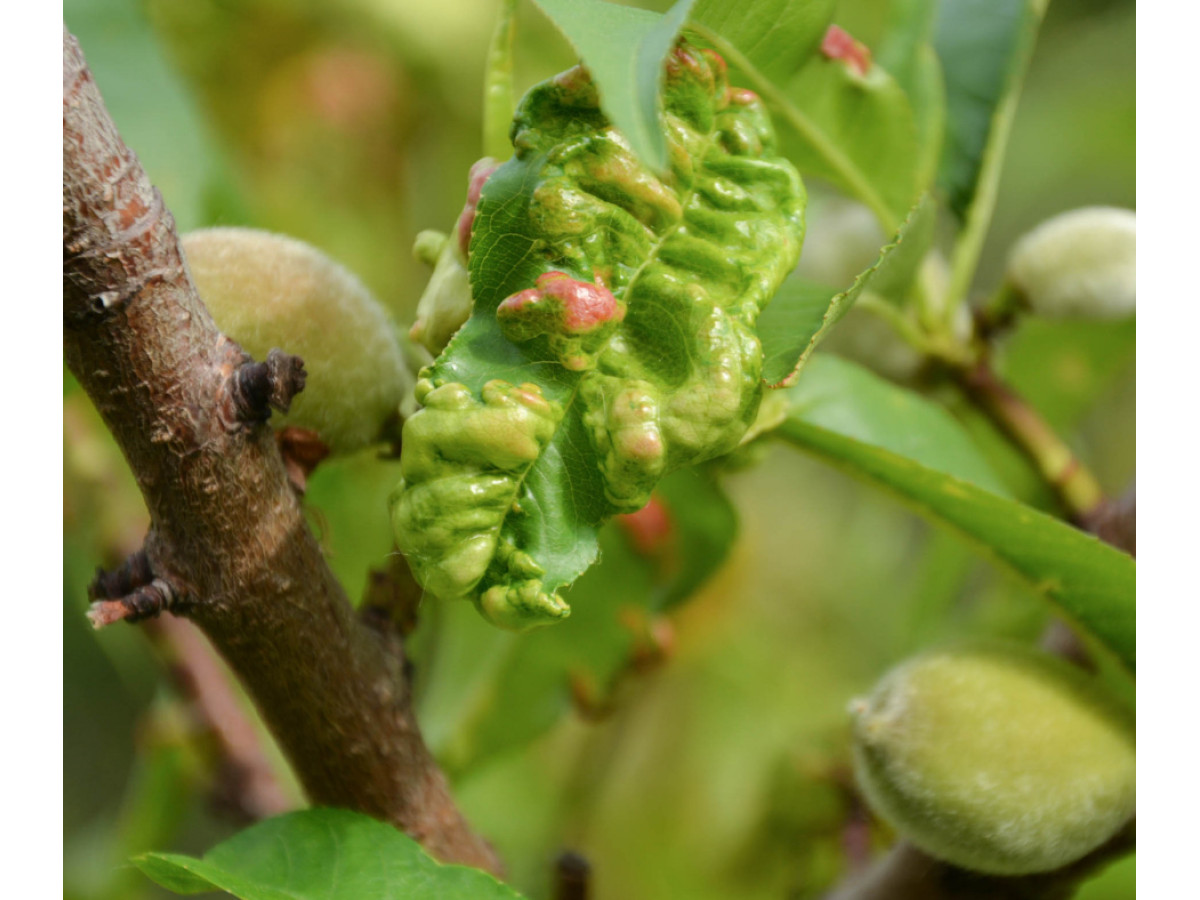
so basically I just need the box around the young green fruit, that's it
[183,227,413,455]
[850,642,1135,876]
[1006,207,1136,319]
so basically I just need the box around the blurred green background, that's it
[64,1,1134,898]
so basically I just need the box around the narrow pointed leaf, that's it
[759,195,931,387]
[530,0,696,171]
[788,354,1010,496]
[134,809,525,899]
[876,1,945,191]
[391,43,805,630]
[935,0,1046,218]
[776,370,1136,671]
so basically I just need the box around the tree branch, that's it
[62,25,499,874]
[952,360,1105,523]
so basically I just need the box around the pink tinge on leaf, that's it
[820,25,872,77]
[537,271,623,333]
[727,87,758,106]
[702,48,727,76]
[617,494,674,558]
[456,157,500,257]
[497,287,541,315]
[669,43,708,79]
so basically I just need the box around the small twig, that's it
[89,547,154,599]
[227,348,307,425]
[88,548,182,627]
[953,360,1105,522]
[144,616,294,823]
[553,850,592,900]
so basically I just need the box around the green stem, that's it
[482,0,518,159]
[953,359,1104,521]
[856,292,974,366]
[943,2,1047,313]
[689,24,899,234]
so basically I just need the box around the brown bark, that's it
[62,25,499,873]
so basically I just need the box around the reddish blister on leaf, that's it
[456,157,501,257]
[541,271,623,333]
[821,24,872,77]
[498,271,624,334]
[727,87,758,106]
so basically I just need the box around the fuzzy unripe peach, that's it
[182,227,413,455]
[850,642,1135,875]
[1006,207,1136,319]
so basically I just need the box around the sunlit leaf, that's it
[778,37,919,226]
[530,0,696,171]
[935,0,1046,218]
[787,354,1010,496]
[759,195,931,387]
[391,43,804,629]
[691,0,835,83]
[777,373,1135,672]
[134,809,525,899]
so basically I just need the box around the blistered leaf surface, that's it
[392,42,805,629]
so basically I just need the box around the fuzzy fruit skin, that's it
[183,228,413,455]
[851,642,1135,876]
[1006,207,1136,319]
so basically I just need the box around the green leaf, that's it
[654,465,739,609]
[391,43,804,629]
[530,0,697,171]
[421,467,737,775]
[788,354,1010,496]
[134,809,525,899]
[691,0,835,83]
[759,196,931,387]
[877,0,938,88]
[873,1,945,194]
[776,378,1136,672]
[866,193,936,303]
[904,45,947,195]
[686,20,917,231]
[934,0,1045,218]
[777,41,919,227]
[875,0,945,191]
[1001,318,1137,431]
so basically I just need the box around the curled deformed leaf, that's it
[391,41,806,629]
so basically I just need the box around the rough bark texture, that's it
[63,25,499,874]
